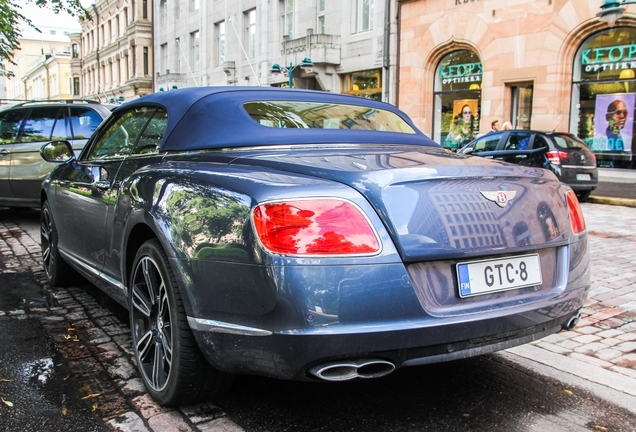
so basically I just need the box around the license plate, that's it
[456,254,542,298]
[576,173,591,181]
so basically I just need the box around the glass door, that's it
[510,83,534,129]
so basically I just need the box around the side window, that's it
[51,111,71,140]
[474,133,500,152]
[0,109,27,145]
[86,107,155,160]
[504,132,531,150]
[20,107,63,143]
[70,107,105,140]
[532,135,549,150]
[131,108,167,155]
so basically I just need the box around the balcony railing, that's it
[282,32,341,65]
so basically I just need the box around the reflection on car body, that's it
[458,130,599,201]
[39,87,590,406]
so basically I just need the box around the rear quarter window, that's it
[71,107,106,140]
[243,101,416,133]
[552,134,585,149]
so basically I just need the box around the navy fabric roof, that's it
[114,87,439,151]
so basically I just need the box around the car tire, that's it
[129,239,234,406]
[576,191,591,202]
[41,200,78,286]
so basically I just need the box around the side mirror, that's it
[40,140,76,163]
[461,147,474,154]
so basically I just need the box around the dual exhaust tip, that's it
[562,310,582,331]
[308,359,395,382]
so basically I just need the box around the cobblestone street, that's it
[1,202,635,430]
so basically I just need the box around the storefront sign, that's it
[581,44,636,73]
[440,62,482,85]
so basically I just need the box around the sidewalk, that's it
[591,167,636,204]
[504,202,636,415]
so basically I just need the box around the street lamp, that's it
[270,58,314,88]
[597,0,636,25]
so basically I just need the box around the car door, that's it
[9,106,67,201]
[0,108,27,200]
[491,131,535,166]
[100,107,168,284]
[52,107,155,282]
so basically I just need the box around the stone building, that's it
[70,0,154,103]
[154,0,399,103]
[396,0,636,169]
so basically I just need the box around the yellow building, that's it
[5,25,77,101]
[397,0,636,169]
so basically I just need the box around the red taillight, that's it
[566,191,586,234]
[546,150,569,165]
[253,199,380,255]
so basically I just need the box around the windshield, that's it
[244,101,416,134]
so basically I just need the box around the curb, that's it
[588,195,636,208]
[501,345,636,415]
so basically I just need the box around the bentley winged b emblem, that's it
[480,190,517,208]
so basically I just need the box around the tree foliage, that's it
[0,0,90,74]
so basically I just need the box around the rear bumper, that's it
[190,286,588,381]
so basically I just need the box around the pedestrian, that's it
[490,120,500,132]
[502,121,513,130]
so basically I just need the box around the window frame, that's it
[244,9,256,59]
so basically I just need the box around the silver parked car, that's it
[0,99,111,208]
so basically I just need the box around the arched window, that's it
[433,50,482,150]
[571,27,636,169]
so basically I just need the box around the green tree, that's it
[0,0,90,75]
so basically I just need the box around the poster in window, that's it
[592,93,634,152]
[444,99,479,150]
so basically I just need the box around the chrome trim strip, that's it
[561,164,596,170]
[59,250,127,291]
[187,317,272,336]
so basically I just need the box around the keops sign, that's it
[581,44,636,73]
[440,62,483,85]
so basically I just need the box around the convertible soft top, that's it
[115,86,439,151]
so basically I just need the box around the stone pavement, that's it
[0,218,245,432]
[1,199,636,429]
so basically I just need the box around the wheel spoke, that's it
[152,340,165,388]
[136,329,154,363]
[142,258,160,300]
[131,283,153,317]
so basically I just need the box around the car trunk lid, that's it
[230,145,572,262]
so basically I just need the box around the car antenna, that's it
[229,16,261,86]
[552,117,564,133]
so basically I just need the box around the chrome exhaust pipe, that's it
[563,310,582,331]
[308,359,395,382]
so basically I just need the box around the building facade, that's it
[154,0,399,104]
[70,0,154,103]
[397,0,636,169]
[4,25,76,101]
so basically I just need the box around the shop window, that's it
[342,70,381,101]
[433,50,482,150]
[571,27,636,169]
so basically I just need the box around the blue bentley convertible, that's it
[39,87,590,405]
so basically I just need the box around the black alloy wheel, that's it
[41,200,76,286]
[129,239,233,406]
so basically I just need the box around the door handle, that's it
[0,149,10,155]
